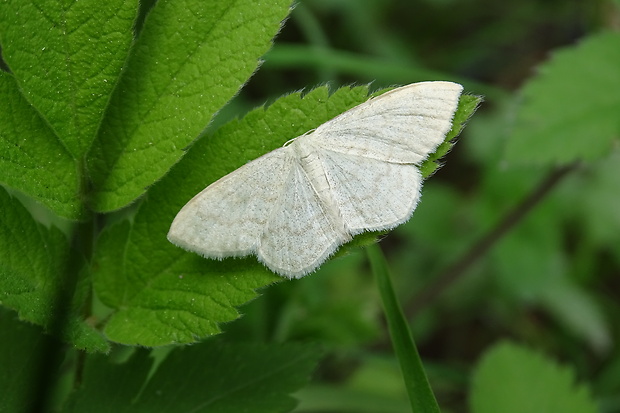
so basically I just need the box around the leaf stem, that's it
[367,243,441,413]
[29,197,99,409]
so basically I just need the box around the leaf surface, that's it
[0,73,81,218]
[0,0,138,158]
[88,0,292,211]
[0,188,107,352]
[471,341,597,413]
[506,31,620,164]
[66,341,322,413]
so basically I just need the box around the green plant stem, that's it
[29,221,89,411]
[406,163,578,317]
[367,243,440,413]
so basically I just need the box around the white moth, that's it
[168,81,463,278]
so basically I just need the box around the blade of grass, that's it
[366,244,440,413]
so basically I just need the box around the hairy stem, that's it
[30,158,96,409]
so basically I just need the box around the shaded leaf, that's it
[470,341,597,413]
[0,308,63,413]
[66,341,322,413]
[506,31,620,164]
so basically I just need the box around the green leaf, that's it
[65,349,154,413]
[0,308,64,413]
[421,93,482,177]
[87,0,292,212]
[506,31,620,164]
[0,187,71,324]
[367,244,440,413]
[0,72,81,219]
[66,341,322,413]
[574,149,620,245]
[470,341,598,413]
[92,85,376,346]
[92,196,280,346]
[0,188,108,352]
[0,0,138,159]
